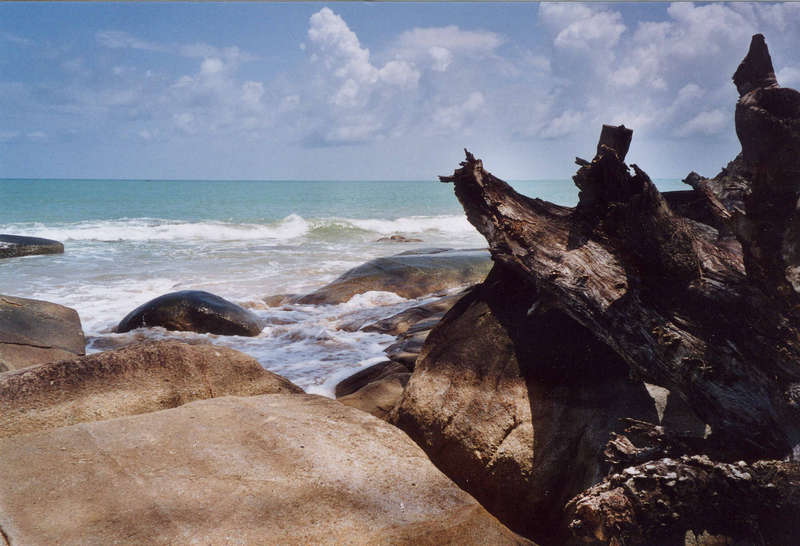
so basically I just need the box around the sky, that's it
[2,2,800,181]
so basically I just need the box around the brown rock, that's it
[0,394,534,545]
[391,264,658,545]
[362,291,466,335]
[0,294,85,371]
[295,248,491,305]
[335,360,409,398]
[338,371,411,420]
[0,340,302,438]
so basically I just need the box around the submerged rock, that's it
[0,340,302,438]
[375,234,423,243]
[335,360,409,398]
[0,394,533,545]
[362,290,465,336]
[116,290,263,336]
[0,294,85,371]
[391,264,658,545]
[0,234,64,259]
[295,248,492,304]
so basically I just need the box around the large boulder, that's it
[296,248,492,304]
[0,394,533,545]
[0,234,63,259]
[116,290,263,336]
[0,294,85,371]
[391,265,659,545]
[0,340,301,438]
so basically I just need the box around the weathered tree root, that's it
[439,34,800,461]
[565,455,800,545]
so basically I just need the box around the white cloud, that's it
[675,109,728,137]
[307,6,421,112]
[241,81,264,111]
[0,131,20,143]
[539,109,584,139]
[201,57,224,75]
[395,25,503,54]
[433,92,485,131]
[429,46,453,72]
[378,60,419,87]
[96,31,164,52]
[390,25,504,73]
[173,112,196,134]
[539,3,625,53]
[777,66,800,88]
[26,131,47,141]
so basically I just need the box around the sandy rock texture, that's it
[0,340,301,438]
[0,294,85,371]
[0,394,533,545]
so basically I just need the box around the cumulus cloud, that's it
[539,109,584,139]
[300,7,429,144]
[777,66,800,88]
[391,25,504,73]
[307,6,420,106]
[432,92,485,132]
[539,3,625,54]
[675,109,729,137]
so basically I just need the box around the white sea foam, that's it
[0,213,479,245]
[1,211,482,396]
[342,214,475,236]
[0,215,312,243]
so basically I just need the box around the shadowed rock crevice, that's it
[415,33,800,544]
[439,91,800,460]
[392,263,657,545]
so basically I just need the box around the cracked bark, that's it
[439,34,800,461]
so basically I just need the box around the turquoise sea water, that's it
[0,177,685,392]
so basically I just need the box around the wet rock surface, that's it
[295,248,491,305]
[0,234,64,259]
[116,290,263,336]
[0,294,85,371]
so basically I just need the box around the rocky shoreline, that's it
[2,33,800,545]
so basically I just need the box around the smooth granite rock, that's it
[391,265,658,545]
[0,340,302,438]
[0,294,85,371]
[0,394,534,545]
[295,248,492,305]
[116,290,263,336]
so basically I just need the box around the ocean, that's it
[0,177,686,394]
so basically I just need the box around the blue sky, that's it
[2,2,800,180]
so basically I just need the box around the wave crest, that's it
[0,213,476,243]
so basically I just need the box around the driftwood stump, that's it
[440,34,800,463]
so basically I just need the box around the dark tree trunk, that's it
[439,35,800,461]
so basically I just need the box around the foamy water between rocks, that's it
[1,178,680,394]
